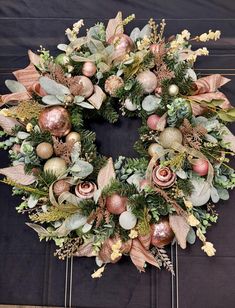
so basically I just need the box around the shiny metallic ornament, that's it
[192,158,209,176]
[168,84,179,96]
[36,142,54,159]
[159,127,183,148]
[75,181,97,199]
[82,61,97,77]
[108,33,134,55]
[38,106,71,137]
[136,70,158,94]
[53,179,70,197]
[78,76,94,98]
[151,219,174,248]
[43,157,67,177]
[106,193,127,214]
[65,131,81,143]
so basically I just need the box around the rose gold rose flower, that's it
[152,165,176,188]
[75,181,97,199]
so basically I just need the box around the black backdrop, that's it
[0,1,235,307]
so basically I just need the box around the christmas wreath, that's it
[0,12,235,278]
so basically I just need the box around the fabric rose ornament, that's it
[75,181,97,199]
[152,165,176,188]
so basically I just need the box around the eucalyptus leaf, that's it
[64,213,87,231]
[76,101,95,109]
[176,169,187,179]
[5,80,27,93]
[57,44,68,51]
[217,187,229,200]
[70,142,81,163]
[140,24,151,38]
[130,27,141,42]
[16,131,30,139]
[186,227,196,244]
[39,76,70,96]
[142,95,161,113]
[42,95,63,105]
[210,186,220,203]
[28,195,38,209]
[74,96,85,103]
[71,160,93,178]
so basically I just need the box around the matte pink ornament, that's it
[147,114,161,130]
[136,71,158,93]
[192,159,209,176]
[82,62,97,77]
[108,33,134,54]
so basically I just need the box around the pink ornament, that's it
[82,62,97,77]
[75,181,97,199]
[108,34,134,55]
[147,114,161,130]
[192,159,209,176]
[152,165,176,188]
[106,194,127,214]
[77,76,94,98]
[136,71,158,93]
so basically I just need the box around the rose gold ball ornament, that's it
[148,143,165,157]
[36,142,54,159]
[119,211,137,230]
[77,76,94,98]
[82,62,97,77]
[159,127,183,149]
[75,181,97,199]
[152,165,176,188]
[65,131,81,143]
[53,179,70,197]
[151,219,175,248]
[38,106,71,138]
[136,70,158,94]
[147,114,161,130]
[43,157,67,177]
[106,193,127,215]
[192,158,209,176]
[108,33,134,54]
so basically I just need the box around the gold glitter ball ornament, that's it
[104,75,124,97]
[53,179,70,197]
[43,157,67,177]
[36,142,54,159]
[65,132,81,143]
[159,127,183,149]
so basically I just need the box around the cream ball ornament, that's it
[65,131,81,143]
[168,84,179,96]
[36,142,54,159]
[136,70,158,94]
[43,157,67,177]
[124,98,137,111]
[159,127,183,149]
[82,62,96,77]
[119,211,137,230]
[148,143,165,157]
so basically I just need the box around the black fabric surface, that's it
[0,1,235,307]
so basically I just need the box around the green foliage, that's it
[28,130,52,146]
[69,105,84,131]
[37,171,57,188]
[177,178,194,196]
[102,179,138,198]
[88,154,107,181]
[123,157,149,173]
[1,178,48,198]
[98,99,119,123]
[80,129,97,161]
[133,139,149,158]
[115,79,144,106]
[77,199,97,217]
